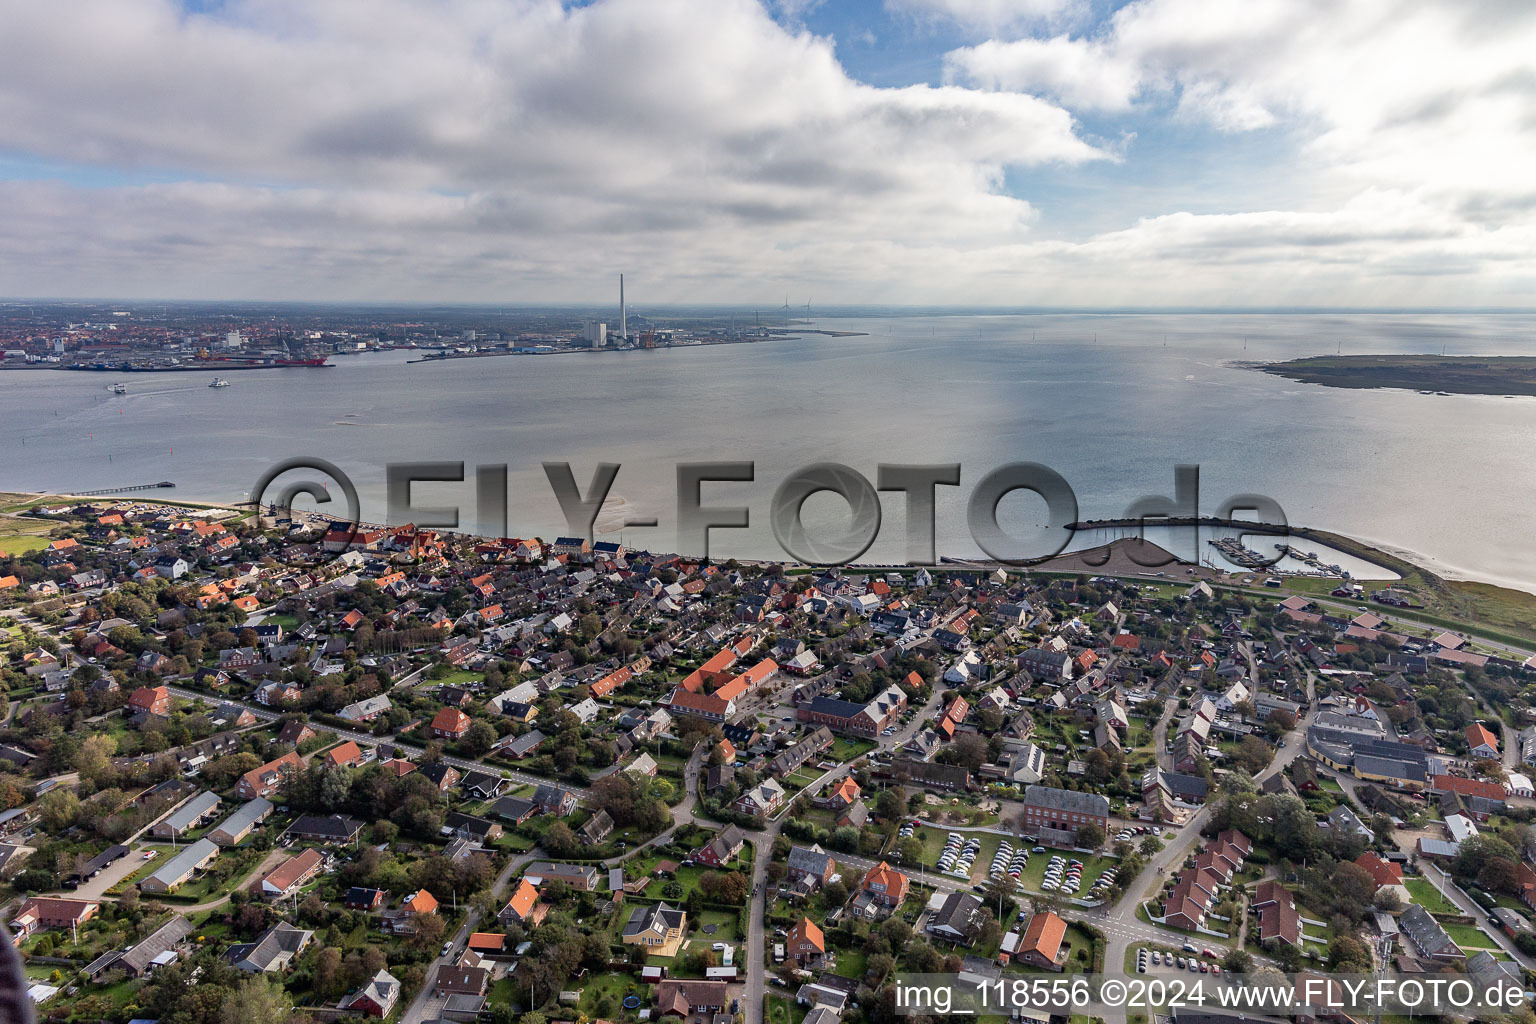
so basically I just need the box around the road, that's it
[1090,693,1317,997]
[402,847,539,1024]
[162,684,583,795]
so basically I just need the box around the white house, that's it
[1216,681,1251,712]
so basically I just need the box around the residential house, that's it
[259,848,325,899]
[226,922,314,973]
[622,902,688,957]
[1014,911,1068,970]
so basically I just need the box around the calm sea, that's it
[4,312,1535,591]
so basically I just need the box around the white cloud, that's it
[0,0,1532,304]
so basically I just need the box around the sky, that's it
[0,0,1532,306]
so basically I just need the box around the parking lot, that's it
[1132,943,1232,980]
[902,825,1119,897]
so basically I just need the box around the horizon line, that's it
[4,298,1536,315]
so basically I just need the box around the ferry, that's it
[108,383,127,394]
[209,377,231,388]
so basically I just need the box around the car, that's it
[1181,943,1197,954]
[1199,962,1209,973]
[1201,948,1216,959]
[1212,965,1222,975]
[442,941,454,956]
[712,942,729,951]
[1188,962,1200,973]
[143,850,157,860]
[1177,958,1187,969]
[1150,952,1161,965]
[1033,846,1045,853]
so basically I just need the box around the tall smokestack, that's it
[620,274,626,343]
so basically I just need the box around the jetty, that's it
[69,481,176,496]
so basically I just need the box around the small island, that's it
[1258,353,1536,395]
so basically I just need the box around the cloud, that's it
[0,0,1533,305]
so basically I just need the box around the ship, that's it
[107,383,127,394]
[209,377,231,388]
[65,356,332,373]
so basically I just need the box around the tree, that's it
[948,733,988,770]
[1327,934,1371,972]
[1372,888,1403,912]
[463,720,498,756]
[1234,735,1273,774]
[314,946,343,999]
[220,975,293,1024]
[1223,948,1252,973]
[1479,856,1521,896]
[409,912,447,950]
[38,788,81,831]
[1075,822,1105,850]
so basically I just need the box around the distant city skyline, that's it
[0,0,1532,307]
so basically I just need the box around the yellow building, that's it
[621,901,687,957]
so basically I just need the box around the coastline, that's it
[10,486,1536,646]
[403,328,869,364]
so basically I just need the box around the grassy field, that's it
[694,908,742,946]
[1404,878,1457,914]
[831,947,867,980]
[767,995,808,1024]
[0,534,50,554]
[430,668,483,687]
[1441,921,1500,951]
[829,737,876,761]
[571,971,638,1018]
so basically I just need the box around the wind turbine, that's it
[782,294,791,327]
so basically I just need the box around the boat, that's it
[108,383,126,394]
[209,377,231,388]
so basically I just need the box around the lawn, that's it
[831,948,868,980]
[694,908,743,946]
[767,995,808,1024]
[1441,922,1500,951]
[430,669,483,687]
[628,853,752,906]
[0,534,49,554]
[829,737,876,761]
[572,970,640,1018]
[1404,878,1457,914]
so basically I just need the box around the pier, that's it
[68,481,176,496]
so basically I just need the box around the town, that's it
[0,300,856,376]
[3,494,1536,1024]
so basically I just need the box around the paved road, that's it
[401,848,539,1024]
[1151,698,1179,772]
[1091,696,1316,1001]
